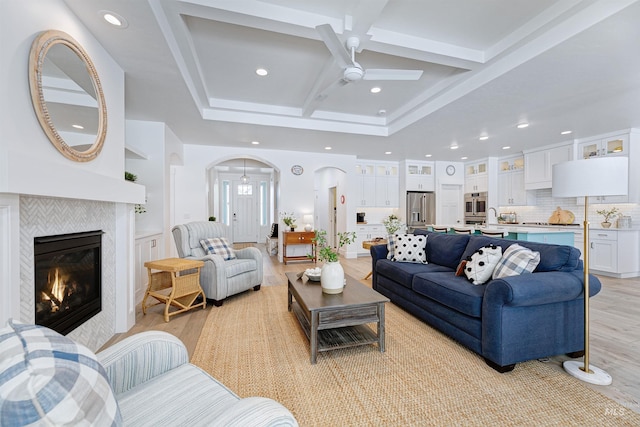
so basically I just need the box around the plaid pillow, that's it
[0,320,122,426]
[200,237,237,260]
[492,243,540,279]
[392,234,428,264]
[386,234,397,259]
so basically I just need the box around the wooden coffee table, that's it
[286,271,389,364]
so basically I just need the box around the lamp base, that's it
[563,360,612,385]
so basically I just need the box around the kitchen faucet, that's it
[488,207,497,217]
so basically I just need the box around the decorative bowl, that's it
[306,273,321,282]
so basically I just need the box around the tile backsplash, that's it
[497,189,638,227]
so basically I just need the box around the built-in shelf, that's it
[125,145,149,160]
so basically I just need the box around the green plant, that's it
[124,171,137,182]
[596,207,620,223]
[382,214,404,234]
[312,229,356,263]
[280,211,296,227]
[209,216,216,221]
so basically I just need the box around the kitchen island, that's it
[423,224,577,246]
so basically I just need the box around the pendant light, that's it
[240,159,249,184]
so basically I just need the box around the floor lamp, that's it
[552,156,628,385]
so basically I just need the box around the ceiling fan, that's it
[316,24,423,84]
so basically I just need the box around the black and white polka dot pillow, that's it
[392,234,428,264]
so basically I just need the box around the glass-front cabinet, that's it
[577,134,627,159]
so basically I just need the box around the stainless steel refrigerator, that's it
[406,191,435,230]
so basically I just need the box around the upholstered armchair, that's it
[172,222,263,306]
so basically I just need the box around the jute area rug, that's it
[191,285,639,426]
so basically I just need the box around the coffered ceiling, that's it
[62,0,640,161]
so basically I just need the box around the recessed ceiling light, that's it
[502,146,511,150]
[450,145,459,150]
[479,135,489,141]
[561,130,572,135]
[385,151,392,155]
[517,122,529,129]
[100,10,128,28]
[324,146,332,150]
[461,156,468,160]
[255,68,268,76]
[425,154,432,158]
[72,124,84,129]
[377,109,386,116]
[251,141,260,145]
[370,87,381,94]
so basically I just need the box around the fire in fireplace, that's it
[34,230,103,335]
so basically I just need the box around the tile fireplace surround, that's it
[0,195,134,351]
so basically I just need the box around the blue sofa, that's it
[371,230,601,372]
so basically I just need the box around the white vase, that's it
[321,261,344,294]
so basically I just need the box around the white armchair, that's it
[172,222,263,306]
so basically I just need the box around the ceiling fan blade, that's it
[363,69,423,81]
[316,24,353,69]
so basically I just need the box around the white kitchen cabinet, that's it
[375,163,399,207]
[405,161,434,191]
[464,160,487,193]
[135,233,162,306]
[355,162,376,207]
[524,144,572,189]
[355,225,386,255]
[578,134,627,159]
[589,229,640,278]
[498,156,523,172]
[498,170,535,206]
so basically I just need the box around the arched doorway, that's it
[207,157,279,243]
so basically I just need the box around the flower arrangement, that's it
[382,214,404,235]
[279,211,297,229]
[596,207,620,224]
[312,229,356,263]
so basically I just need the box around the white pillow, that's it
[392,234,427,264]
[492,243,540,279]
[464,244,503,285]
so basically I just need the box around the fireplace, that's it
[34,230,103,335]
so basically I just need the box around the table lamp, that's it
[552,156,628,385]
[303,215,313,232]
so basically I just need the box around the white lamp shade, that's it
[303,214,313,224]
[552,157,628,198]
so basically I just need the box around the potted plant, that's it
[382,214,404,235]
[596,207,620,228]
[280,212,297,231]
[312,229,356,294]
[124,172,146,214]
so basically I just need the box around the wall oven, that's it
[464,192,487,224]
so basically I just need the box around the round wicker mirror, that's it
[29,30,107,162]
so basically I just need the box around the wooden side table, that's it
[362,239,387,280]
[283,231,317,264]
[142,258,206,322]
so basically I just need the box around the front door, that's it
[233,180,258,242]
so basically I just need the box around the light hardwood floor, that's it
[103,244,640,414]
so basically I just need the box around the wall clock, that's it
[446,165,456,176]
[291,164,304,175]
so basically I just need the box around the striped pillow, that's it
[0,320,122,426]
[492,243,540,279]
[200,237,237,260]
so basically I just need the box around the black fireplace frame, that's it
[34,230,103,335]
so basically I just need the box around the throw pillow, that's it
[386,234,398,260]
[464,244,502,285]
[392,234,427,264]
[200,237,237,260]
[0,320,123,426]
[492,243,541,279]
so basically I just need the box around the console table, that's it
[283,231,316,264]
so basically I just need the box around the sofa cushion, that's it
[224,259,257,278]
[412,272,485,318]
[376,259,452,289]
[425,232,470,269]
[493,243,540,279]
[0,320,122,426]
[392,234,427,263]
[201,237,237,260]
[464,244,503,285]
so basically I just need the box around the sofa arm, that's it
[97,331,189,395]
[212,397,298,427]
[484,271,601,307]
[370,244,388,264]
